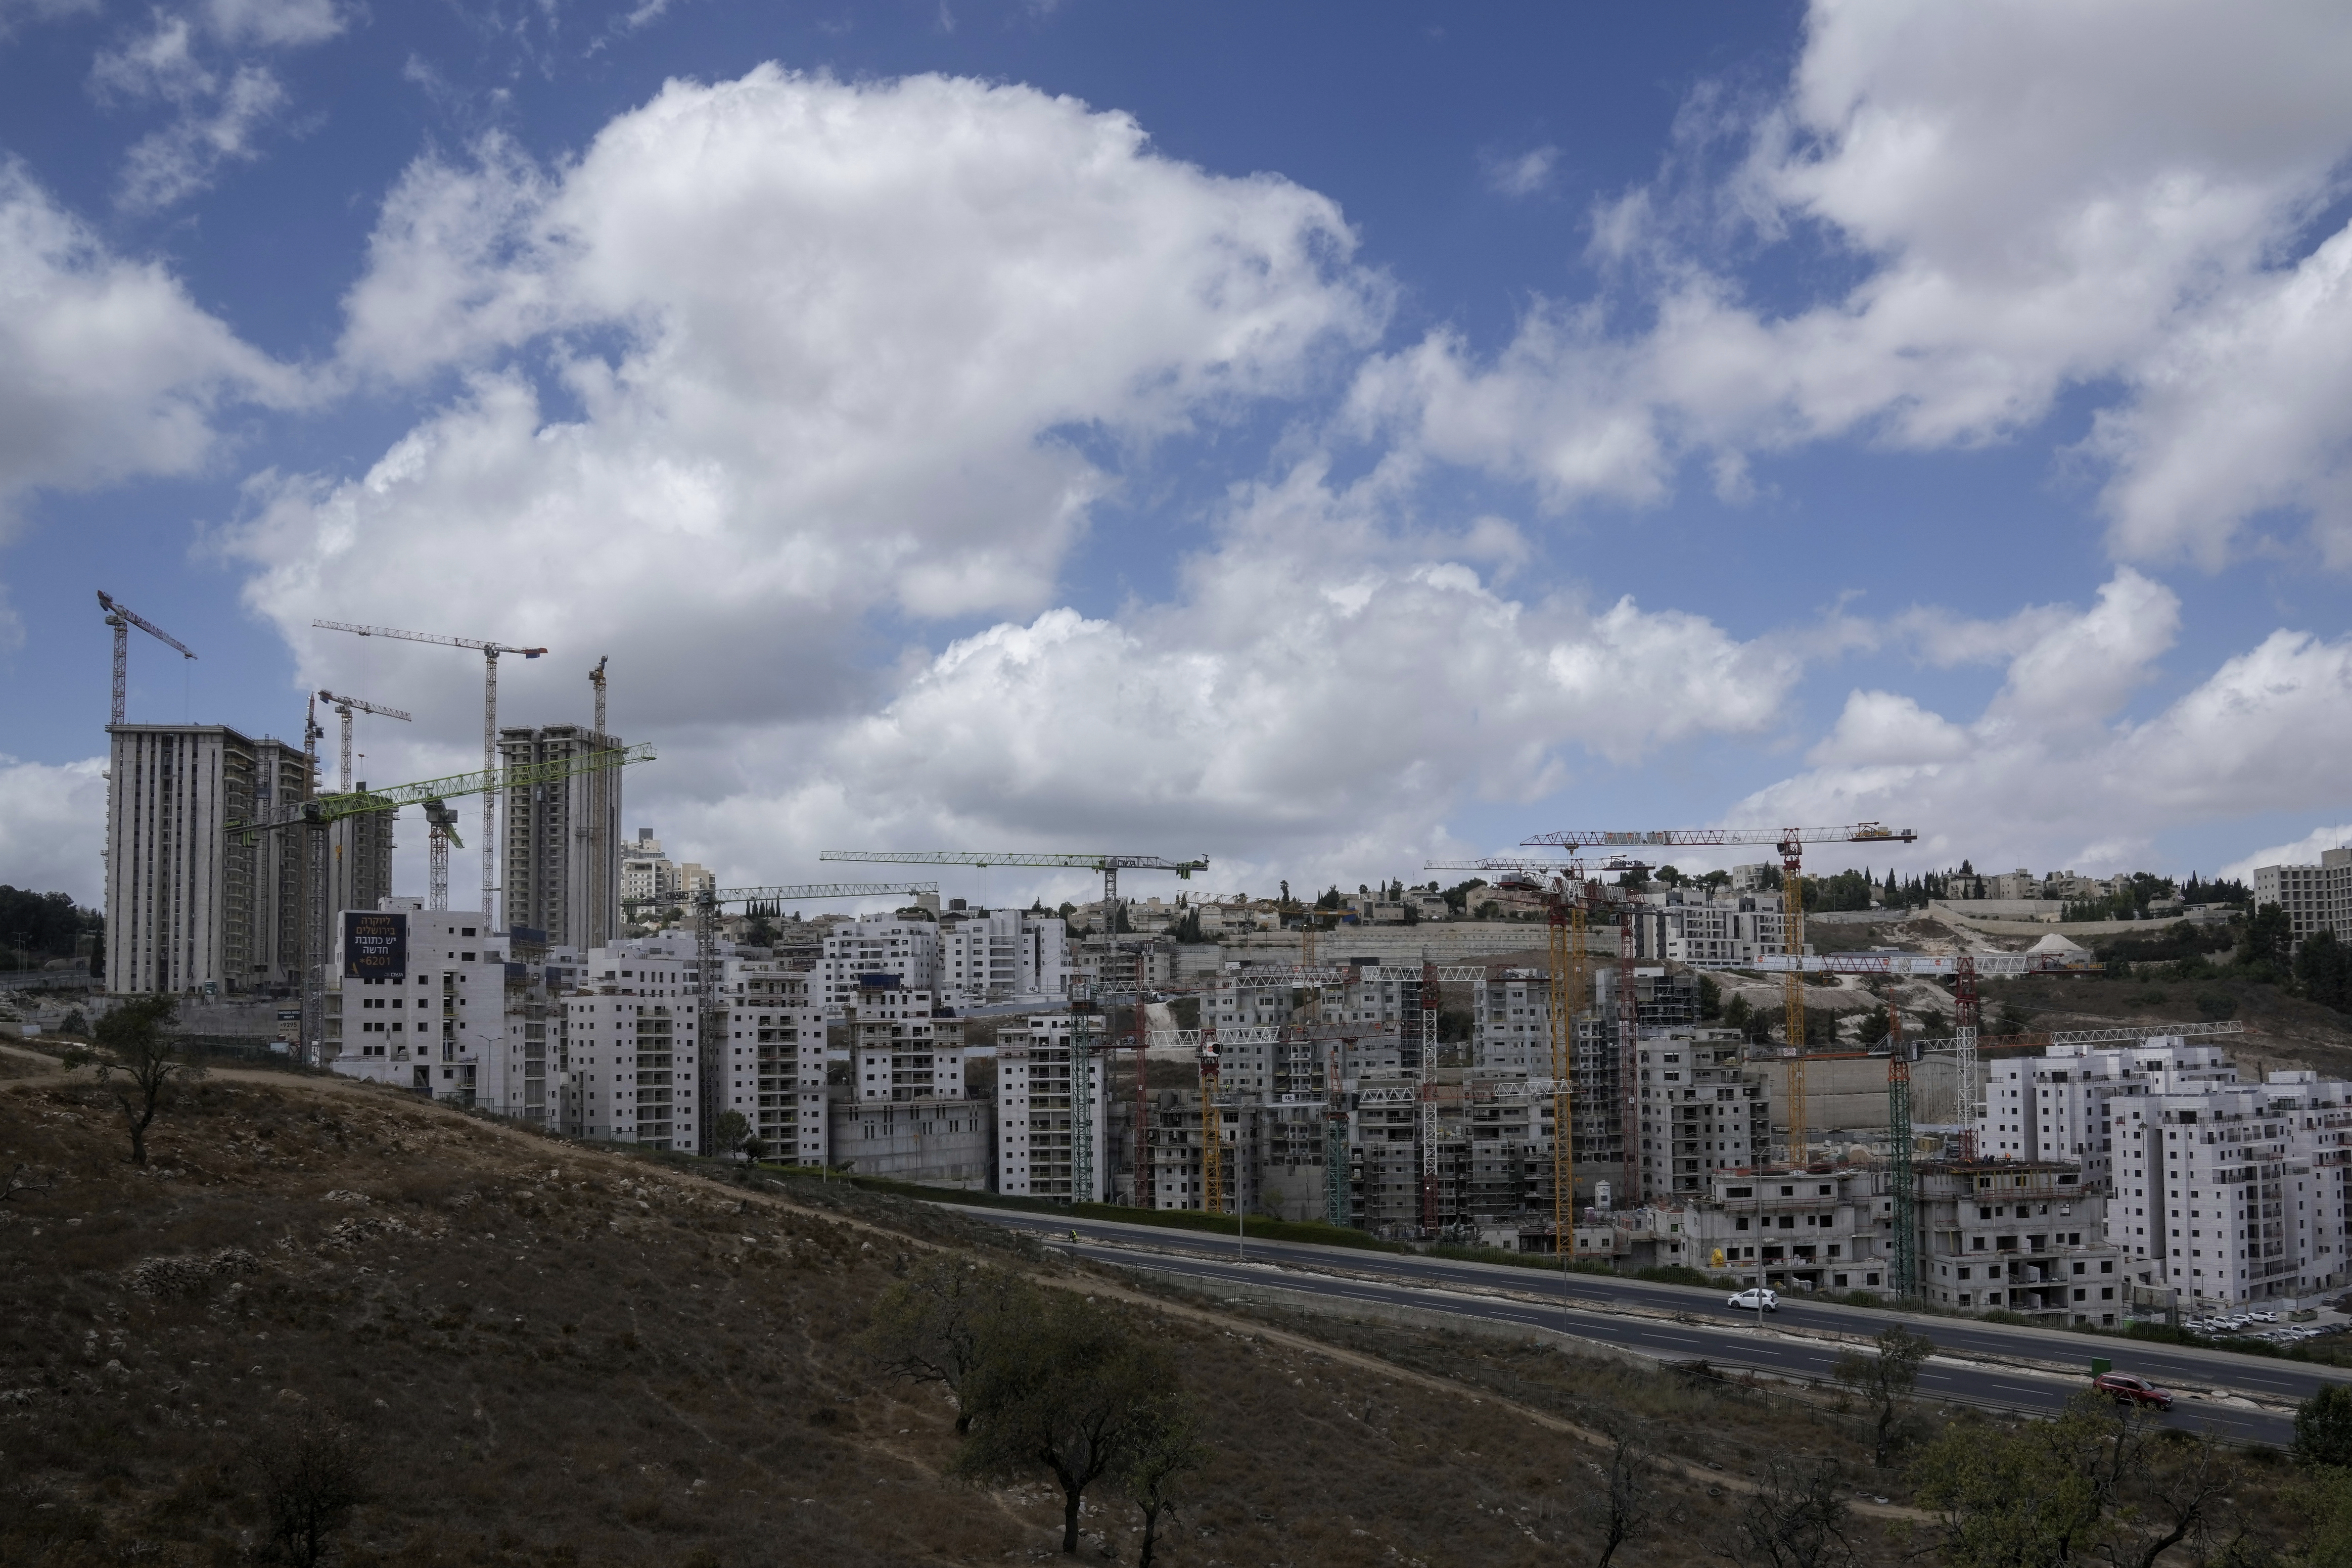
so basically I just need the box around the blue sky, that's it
[3,0,2349,912]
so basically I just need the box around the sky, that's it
[2,0,2350,916]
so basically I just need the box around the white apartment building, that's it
[996,1013,1111,1202]
[1636,1032,1771,1200]
[712,957,826,1165]
[1624,889,1788,968]
[329,907,533,1112]
[851,1007,965,1101]
[619,828,675,907]
[2254,847,2352,950]
[935,904,1069,1005]
[1978,1038,2352,1304]
[816,913,941,1008]
[562,947,703,1151]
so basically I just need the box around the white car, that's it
[2250,1311,2279,1324]
[1728,1287,1780,1313]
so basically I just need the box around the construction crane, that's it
[317,690,412,794]
[1748,952,2090,977]
[96,590,195,726]
[818,849,1208,917]
[1521,824,1918,1170]
[1325,1043,1349,1228]
[1887,1002,1917,1297]
[232,741,653,1065]
[313,619,549,932]
[421,800,463,911]
[622,879,940,1156]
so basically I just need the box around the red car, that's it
[2093,1372,2175,1411]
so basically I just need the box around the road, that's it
[970,1209,2324,1448]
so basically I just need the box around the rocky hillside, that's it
[0,1049,1917,1568]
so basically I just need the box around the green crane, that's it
[228,742,656,1065]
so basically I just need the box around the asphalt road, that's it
[969,1209,2322,1448]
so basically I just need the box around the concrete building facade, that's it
[497,724,626,951]
[104,723,310,995]
[995,1013,1111,1202]
[2253,847,2352,951]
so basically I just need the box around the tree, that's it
[2240,902,2294,979]
[1910,1394,2240,1568]
[2297,931,2352,1013]
[91,995,203,1166]
[1120,1392,1208,1568]
[862,1256,1035,1433]
[954,1293,1172,1554]
[712,1110,751,1160]
[1698,977,1723,1020]
[2301,1466,2352,1568]
[1830,1325,1929,1466]
[2298,1384,2352,1470]
[244,1419,368,1567]
[1849,1009,1892,1051]
[1717,1459,1852,1568]
[1583,1422,1664,1568]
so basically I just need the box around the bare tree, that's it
[91,995,203,1166]
[1830,1324,1932,1467]
[1583,1422,1664,1568]
[244,1419,368,1568]
[861,1255,1035,1433]
[953,1294,1171,1555]
[1717,1459,1854,1568]
[1,1163,49,1203]
[1121,1391,1208,1568]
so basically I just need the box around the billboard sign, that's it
[343,911,408,980]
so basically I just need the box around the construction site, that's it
[71,590,2339,1324]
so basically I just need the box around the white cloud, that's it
[1738,571,2352,875]
[1351,1,2352,567]
[2222,825,2352,885]
[90,0,344,209]
[0,161,299,516]
[1485,145,1557,199]
[235,68,1383,736]
[627,462,1800,892]
[116,64,289,212]
[0,756,107,904]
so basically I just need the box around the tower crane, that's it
[317,690,412,794]
[819,849,1208,923]
[1520,824,1918,1169]
[313,619,549,932]
[1887,1002,1917,1298]
[232,741,653,1066]
[624,880,941,1156]
[421,800,463,911]
[96,590,195,726]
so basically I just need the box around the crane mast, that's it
[96,590,197,726]
[1887,1003,1918,1298]
[317,690,412,794]
[1522,824,1918,1174]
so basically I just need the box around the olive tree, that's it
[91,994,203,1166]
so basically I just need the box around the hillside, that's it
[0,1048,1951,1568]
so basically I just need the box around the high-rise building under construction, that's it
[496,723,624,947]
[104,722,309,994]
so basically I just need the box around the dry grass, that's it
[0,1067,1926,1567]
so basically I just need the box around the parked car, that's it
[1728,1287,1779,1313]
[2093,1372,2175,1411]
[2250,1311,2279,1324]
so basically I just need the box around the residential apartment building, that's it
[712,958,826,1165]
[816,913,941,1009]
[1625,889,1789,968]
[935,903,1069,1004]
[995,1013,1111,1202]
[2254,847,2352,950]
[497,723,625,951]
[104,722,311,995]
[1690,1169,1890,1295]
[559,946,703,1151]
[1635,1031,1771,1201]
[1976,1037,2352,1305]
[1915,1163,2126,1325]
[328,907,548,1117]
